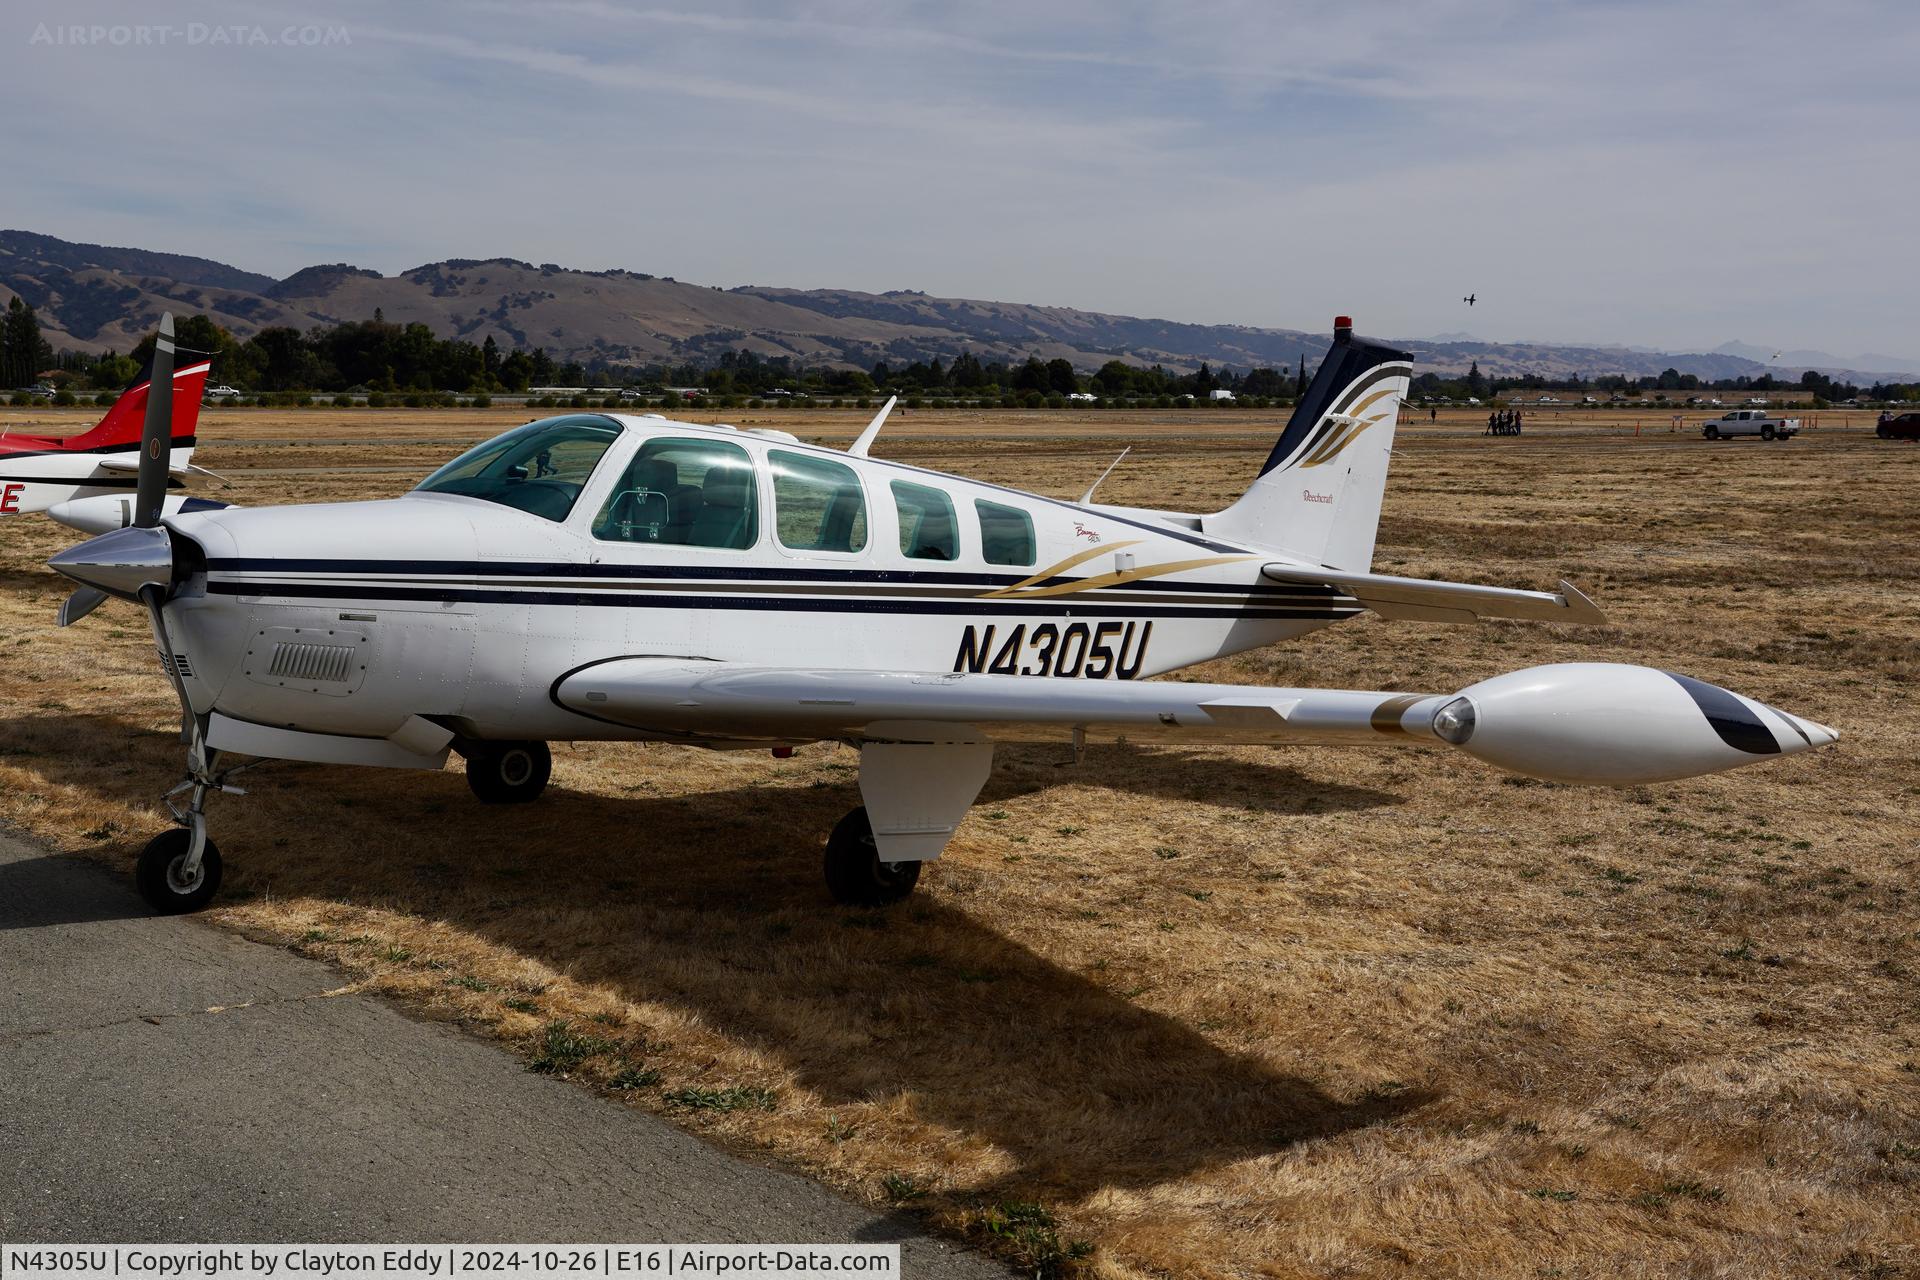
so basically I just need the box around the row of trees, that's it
[13,302,1914,405]
[1412,360,1915,405]
[18,308,1313,402]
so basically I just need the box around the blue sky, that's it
[4,0,1916,362]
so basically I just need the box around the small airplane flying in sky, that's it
[0,347,221,525]
[1463,293,1477,307]
[46,314,1837,914]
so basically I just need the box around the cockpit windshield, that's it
[414,415,621,522]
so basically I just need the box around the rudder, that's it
[62,347,211,452]
[1205,317,1411,571]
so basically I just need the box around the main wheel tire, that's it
[823,806,921,906]
[1704,426,1720,440]
[1761,425,1776,440]
[465,741,552,804]
[135,829,223,915]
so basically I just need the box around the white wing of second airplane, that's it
[94,456,230,483]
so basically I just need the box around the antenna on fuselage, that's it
[847,396,897,458]
[1079,446,1131,504]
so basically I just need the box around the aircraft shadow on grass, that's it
[6,711,1426,1199]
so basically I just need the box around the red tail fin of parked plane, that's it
[58,349,213,453]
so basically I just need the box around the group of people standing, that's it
[1485,409,1524,436]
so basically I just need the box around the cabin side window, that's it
[771,450,868,553]
[975,499,1036,567]
[891,480,958,561]
[591,436,759,549]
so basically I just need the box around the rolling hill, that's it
[2,229,1908,382]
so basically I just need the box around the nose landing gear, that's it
[136,828,223,914]
[137,728,253,914]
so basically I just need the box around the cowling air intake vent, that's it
[268,641,355,683]
[244,626,370,697]
[159,651,194,680]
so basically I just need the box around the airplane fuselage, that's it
[0,437,193,516]
[160,414,1356,747]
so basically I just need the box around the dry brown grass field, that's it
[1,404,1916,1278]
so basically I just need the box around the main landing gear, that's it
[818,736,994,907]
[461,740,552,804]
[823,806,921,906]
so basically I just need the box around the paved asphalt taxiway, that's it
[0,829,1005,1273]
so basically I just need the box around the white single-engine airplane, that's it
[48,314,1837,914]
[0,347,220,526]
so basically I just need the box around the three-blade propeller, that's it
[54,313,178,626]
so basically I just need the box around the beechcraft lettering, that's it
[42,313,1837,918]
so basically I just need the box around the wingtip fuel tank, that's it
[1428,662,1836,785]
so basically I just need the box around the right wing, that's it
[551,657,1835,785]
[555,658,1449,747]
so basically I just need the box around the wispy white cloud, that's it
[1,0,1915,357]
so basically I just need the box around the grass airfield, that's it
[1,404,1915,1278]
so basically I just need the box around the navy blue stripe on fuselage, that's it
[202,558,1343,598]
[204,578,1355,620]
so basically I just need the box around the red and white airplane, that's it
[0,351,218,526]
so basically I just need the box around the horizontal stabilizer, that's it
[95,457,228,483]
[1261,564,1606,625]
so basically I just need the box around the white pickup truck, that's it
[1701,408,1800,441]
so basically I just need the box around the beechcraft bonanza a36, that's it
[48,314,1837,914]
[0,344,221,527]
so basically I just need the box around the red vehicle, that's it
[1876,411,1920,440]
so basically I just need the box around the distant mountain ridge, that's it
[1712,339,1919,376]
[2,229,1913,382]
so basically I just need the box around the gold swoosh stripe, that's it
[990,539,1144,594]
[1300,387,1403,468]
[1345,385,1401,418]
[982,554,1259,600]
[1370,693,1428,735]
[1300,412,1389,468]
[1300,421,1366,468]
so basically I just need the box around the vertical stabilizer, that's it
[61,346,211,453]
[1205,317,1412,570]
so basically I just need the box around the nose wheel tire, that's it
[135,829,223,915]
[823,806,921,906]
[465,741,552,804]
